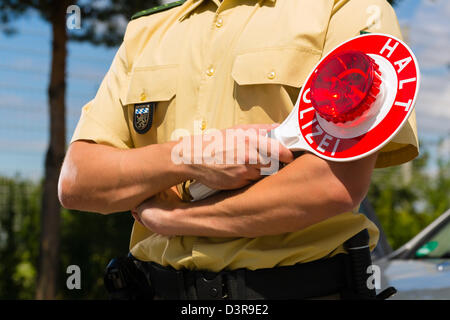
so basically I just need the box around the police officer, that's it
[59,0,418,300]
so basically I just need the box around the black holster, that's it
[104,255,154,300]
[342,229,396,300]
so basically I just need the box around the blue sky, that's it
[0,10,116,179]
[0,0,448,180]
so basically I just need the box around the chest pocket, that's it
[231,47,322,123]
[121,64,178,145]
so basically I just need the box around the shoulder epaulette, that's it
[131,0,187,20]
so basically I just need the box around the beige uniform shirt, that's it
[71,0,419,272]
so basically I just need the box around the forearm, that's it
[150,153,377,237]
[58,140,190,214]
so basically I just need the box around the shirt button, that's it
[206,67,215,77]
[201,119,207,131]
[216,17,223,28]
[267,71,276,80]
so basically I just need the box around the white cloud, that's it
[410,0,450,69]
[404,0,450,137]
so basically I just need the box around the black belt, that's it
[131,253,353,300]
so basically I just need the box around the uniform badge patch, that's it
[133,103,155,134]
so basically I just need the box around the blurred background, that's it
[0,0,449,299]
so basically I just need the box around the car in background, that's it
[374,208,450,299]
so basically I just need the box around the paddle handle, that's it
[188,182,219,201]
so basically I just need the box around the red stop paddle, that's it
[189,33,420,201]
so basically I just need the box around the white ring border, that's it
[298,33,421,162]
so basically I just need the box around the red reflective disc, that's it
[310,50,379,123]
[296,33,419,162]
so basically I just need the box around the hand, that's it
[175,124,294,190]
[132,188,185,235]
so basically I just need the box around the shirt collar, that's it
[179,0,206,21]
[179,0,276,21]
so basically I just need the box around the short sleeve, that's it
[323,0,419,168]
[71,42,133,149]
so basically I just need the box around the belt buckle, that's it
[195,271,225,300]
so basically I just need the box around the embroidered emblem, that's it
[133,102,155,134]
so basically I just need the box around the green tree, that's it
[368,146,450,249]
[0,0,160,299]
[0,176,134,299]
[59,210,133,299]
[0,179,21,298]
[0,177,41,299]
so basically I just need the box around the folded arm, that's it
[58,140,190,214]
[136,152,378,237]
[58,125,293,214]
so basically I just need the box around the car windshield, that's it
[415,219,450,259]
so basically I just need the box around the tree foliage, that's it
[0,0,160,46]
[0,176,134,299]
[70,0,160,47]
[0,176,40,299]
[368,149,450,249]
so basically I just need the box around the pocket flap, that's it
[232,47,322,88]
[122,64,178,105]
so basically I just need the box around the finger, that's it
[277,143,294,164]
[245,166,263,180]
[248,162,268,170]
[249,159,275,169]
[255,136,293,164]
[131,209,143,224]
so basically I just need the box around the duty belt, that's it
[104,229,396,300]
[105,254,358,300]
[124,253,354,300]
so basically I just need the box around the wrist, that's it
[156,205,195,236]
[168,136,209,182]
[161,140,196,181]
